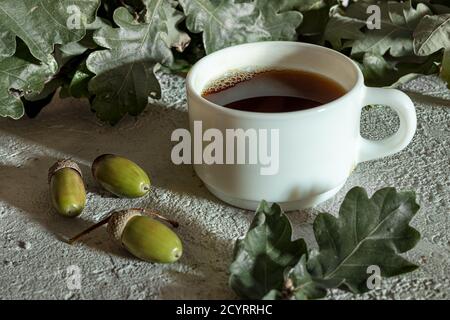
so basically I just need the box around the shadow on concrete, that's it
[0,98,227,260]
[0,98,223,199]
[0,157,133,259]
[404,91,450,107]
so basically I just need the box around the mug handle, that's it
[357,87,416,163]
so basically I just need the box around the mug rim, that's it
[186,41,364,119]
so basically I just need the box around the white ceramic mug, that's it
[186,41,416,210]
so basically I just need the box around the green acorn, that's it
[92,154,150,198]
[48,160,86,217]
[68,209,182,264]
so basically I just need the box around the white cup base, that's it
[203,182,345,211]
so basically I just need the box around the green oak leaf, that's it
[58,17,110,63]
[86,0,188,124]
[0,41,57,119]
[229,201,307,300]
[24,77,65,102]
[323,5,366,49]
[68,61,94,98]
[432,5,450,15]
[230,187,421,300]
[298,6,331,37]
[0,28,16,59]
[356,53,397,87]
[355,52,440,87]
[97,0,149,23]
[279,0,327,12]
[0,0,100,61]
[390,53,440,87]
[262,289,283,300]
[307,187,420,294]
[145,0,191,52]
[46,18,109,103]
[413,14,450,56]
[261,258,328,300]
[59,41,95,63]
[441,49,450,88]
[415,0,450,14]
[26,18,109,110]
[285,255,328,300]
[348,1,432,57]
[179,0,303,54]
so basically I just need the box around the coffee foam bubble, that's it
[202,69,268,95]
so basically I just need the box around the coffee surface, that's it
[202,69,346,113]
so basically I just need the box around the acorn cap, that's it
[48,159,83,184]
[48,159,83,183]
[107,209,142,244]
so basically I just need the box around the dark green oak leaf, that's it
[441,49,450,88]
[230,187,421,300]
[279,0,327,12]
[349,1,432,57]
[261,289,283,300]
[145,0,191,53]
[415,0,450,14]
[0,41,57,119]
[179,0,303,54]
[285,255,329,300]
[307,187,420,294]
[86,0,188,124]
[229,201,307,300]
[355,52,440,87]
[298,6,331,37]
[67,61,94,98]
[58,17,110,63]
[323,4,366,49]
[413,14,450,56]
[0,0,100,61]
[262,255,336,300]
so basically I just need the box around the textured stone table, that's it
[0,73,449,299]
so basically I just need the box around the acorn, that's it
[92,154,150,198]
[68,208,182,263]
[48,160,86,217]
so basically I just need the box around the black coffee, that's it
[202,69,346,113]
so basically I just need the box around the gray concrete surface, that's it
[0,72,449,299]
